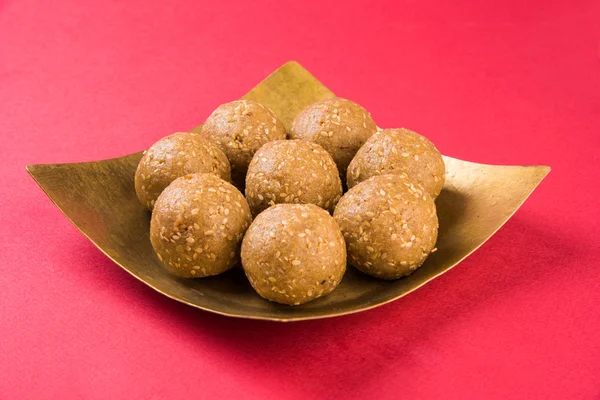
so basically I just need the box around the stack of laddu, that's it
[135,98,445,305]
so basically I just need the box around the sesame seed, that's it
[172,235,180,240]
[186,237,195,244]
[224,208,230,215]
[292,260,301,266]
[268,277,277,283]
[191,208,199,215]
[379,189,386,196]
[204,230,214,235]
[391,234,398,240]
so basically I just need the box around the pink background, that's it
[1,0,599,398]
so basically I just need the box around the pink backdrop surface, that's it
[1,0,599,398]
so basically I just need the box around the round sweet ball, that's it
[135,132,231,211]
[200,100,287,185]
[347,128,445,198]
[333,174,438,280]
[289,97,377,178]
[150,173,252,278]
[245,140,342,216]
[241,204,346,305]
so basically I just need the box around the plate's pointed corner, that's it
[281,60,303,69]
[26,163,42,178]
[277,60,312,77]
[530,164,551,186]
[541,165,551,176]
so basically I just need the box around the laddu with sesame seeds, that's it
[245,140,342,216]
[135,132,231,211]
[347,128,445,198]
[334,174,438,279]
[200,100,287,189]
[150,173,251,278]
[241,204,346,305]
[289,97,377,183]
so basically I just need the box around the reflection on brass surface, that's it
[27,61,550,321]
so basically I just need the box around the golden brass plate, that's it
[27,61,550,321]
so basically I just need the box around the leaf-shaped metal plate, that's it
[27,61,550,321]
